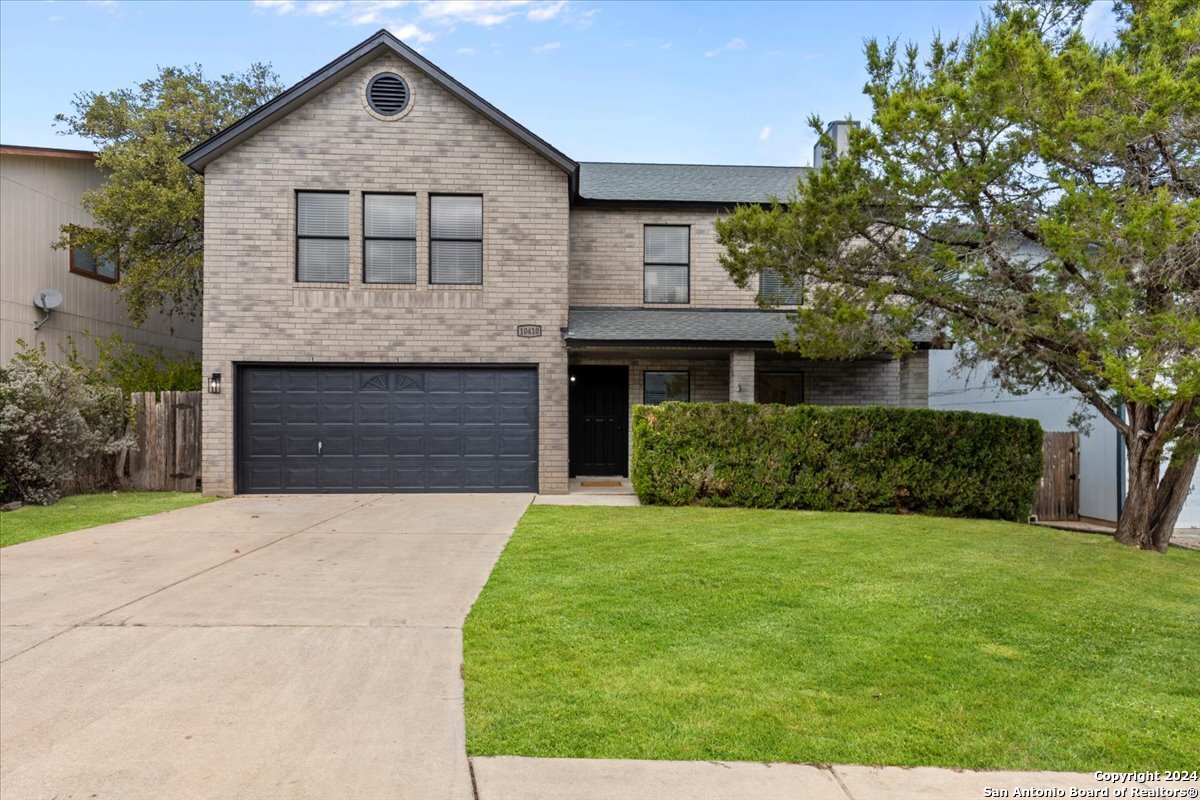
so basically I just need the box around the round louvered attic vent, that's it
[366,73,410,117]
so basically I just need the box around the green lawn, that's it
[464,506,1200,772]
[0,492,215,547]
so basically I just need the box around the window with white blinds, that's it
[296,192,349,282]
[759,268,798,305]
[644,225,689,303]
[643,371,690,404]
[364,193,416,283]
[430,194,483,284]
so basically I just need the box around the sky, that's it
[0,0,1118,166]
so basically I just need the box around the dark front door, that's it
[569,365,628,477]
[237,365,538,493]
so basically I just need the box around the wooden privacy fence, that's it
[1034,431,1079,521]
[127,391,202,492]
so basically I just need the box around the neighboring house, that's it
[930,350,1199,528]
[0,144,201,363]
[184,30,935,496]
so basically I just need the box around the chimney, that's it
[812,120,856,168]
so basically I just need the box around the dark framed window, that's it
[69,240,118,283]
[643,371,690,404]
[756,372,804,405]
[363,193,416,283]
[644,225,689,303]
[759,268,799,305]
[430,194,483,285]
[296,191,349,283]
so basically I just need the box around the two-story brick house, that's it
[185,30,932,496]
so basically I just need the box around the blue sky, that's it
[0,0,1117,165]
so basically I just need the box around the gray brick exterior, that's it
[201,52,570,496]
[200,47,931,495]
[570,207,759,308]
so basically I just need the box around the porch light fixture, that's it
[209,372,222,394]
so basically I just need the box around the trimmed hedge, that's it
[632,403,1043,521]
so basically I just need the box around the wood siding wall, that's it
[0,153,201,363]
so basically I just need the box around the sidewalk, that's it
[471,756,1178,800]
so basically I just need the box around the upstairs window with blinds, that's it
[644,225,689,303]
[430,194,483,285]
[364,193,416,283]
[296,192,349,283]
[759,268,799,305]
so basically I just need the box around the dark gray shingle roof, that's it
[566,307,796,344]
[577,162,806,204]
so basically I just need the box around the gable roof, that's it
[180,29,577,176]
[577,162,806,205]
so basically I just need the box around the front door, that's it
[569,365,628,477]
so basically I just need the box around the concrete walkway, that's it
[0,493,532,800]
[470,756,1179,800]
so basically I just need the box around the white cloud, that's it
[85,0,119,8]
[456,46,476,54]
[660,42,672,50]
[418,0,523,26]
[388,21,436,43]
[252,0,297,14]
[527,0,566,22]
[705,36,746,58]
[531,41,561,53]
[304,0,345,15]
[759,125,772,142]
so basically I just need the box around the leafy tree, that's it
[716,0,1199,551]
[67,334,201,394]
[54,64,282,325]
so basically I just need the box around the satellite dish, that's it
[33,289,63,311]
[32,289,63,330]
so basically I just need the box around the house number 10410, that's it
[516,325,543,338]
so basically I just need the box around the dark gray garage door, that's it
[237,366,538,493]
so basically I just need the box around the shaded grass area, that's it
[464,506,1200,771]
[0,492,215,547]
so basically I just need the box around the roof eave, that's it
[181,30,577,176]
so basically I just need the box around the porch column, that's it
[729,350,755,403]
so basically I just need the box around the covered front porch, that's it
[564,308,932,478]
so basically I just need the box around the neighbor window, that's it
[759,268,799,305]
[643,225,689,303]
[364,193,416,283]
[430,194,483,284]
[69,240,118,283]
[296,191,349,282]
[643,371,690,404]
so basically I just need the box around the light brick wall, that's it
[201,52,570,495]
[729,351,755,402]
[569,207,759,308]
[898,349,929,408]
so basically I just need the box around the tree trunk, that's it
[1114,437,1198,552]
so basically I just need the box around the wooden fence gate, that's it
[1034,431,1079,521]
[127,391,202,492]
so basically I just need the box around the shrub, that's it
[0,344,133,505]
[68,333,201,394]
[632,403,1043,521]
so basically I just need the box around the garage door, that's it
[237,366,538,493]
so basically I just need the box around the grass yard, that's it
[0,491,215,547]
[464,506,1200,772]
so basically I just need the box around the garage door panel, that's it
[284,432,318,457]
[247,369,282,393]
[321,372,356,392]
[247,402,283,424]
[238,366,537,493]
[323,403,355,424]
[427,404,460,424]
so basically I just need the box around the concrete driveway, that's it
[0,493,533,800]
